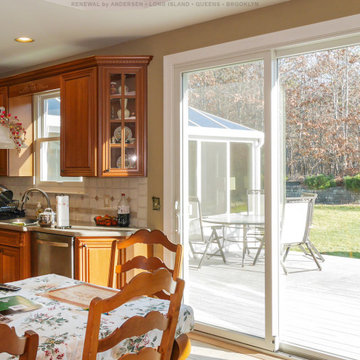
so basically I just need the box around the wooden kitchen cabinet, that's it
[0,230,31,283]
[75,237,126,287]
[60,68,97,177]
[0,91,33,177]
[7,95,33,176]
[99,59,151,177]
[61,56,152,177]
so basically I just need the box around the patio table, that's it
[0,274,194,359]
[202,213,264,266]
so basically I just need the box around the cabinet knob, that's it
[104,169,110,173]
[83,244,87,248]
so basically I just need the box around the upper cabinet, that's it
[60,67,97,177]
[0,56,152,178]
[99,62,149,177]
[59,57,152,177]
[0,87,33,177]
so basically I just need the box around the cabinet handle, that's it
[83,244,87,248]
[104,169,110,173]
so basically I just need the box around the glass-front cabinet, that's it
[100,57,152,177]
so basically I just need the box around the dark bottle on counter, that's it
[117,193,130,227]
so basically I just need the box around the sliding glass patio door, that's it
[164,22,360,360]
[170,53,280,350]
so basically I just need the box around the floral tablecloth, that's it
[0,274,194,360]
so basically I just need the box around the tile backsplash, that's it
[0,177,148,227]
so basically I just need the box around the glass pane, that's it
[125,74,136,96]
[110,73,122,95]
[201,142,227,216]
[40,141,81,182]
[124,122,136,144]
[41,97,60,138]
[110,123,122,144]
[279,45,360,359]
[185,59,265,339]
[125,98,136,119]
[110,98,121,120]
[125,148,137,169]
[111,147,122,169]
[230,143,251,213]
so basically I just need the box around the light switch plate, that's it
[152,197,160,211]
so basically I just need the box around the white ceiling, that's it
[0,0,286,76]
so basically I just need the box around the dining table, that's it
[0,274,194,360]
[202,213,265,266]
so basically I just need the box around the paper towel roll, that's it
[56,195,69,228]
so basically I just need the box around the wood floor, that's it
[188,249,360,360]
[188,340,283,360]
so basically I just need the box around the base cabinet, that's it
[0,230,31,283]
[75,237,126,287]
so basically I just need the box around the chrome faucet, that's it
[20,188,51,212]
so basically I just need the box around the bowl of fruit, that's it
[94,215,118,227]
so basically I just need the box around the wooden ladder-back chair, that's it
[83,268,185,360]
[0,324,38,360]
[108,229,183,300]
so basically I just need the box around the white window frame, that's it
[33,90,84,193]
[163,12,360,360]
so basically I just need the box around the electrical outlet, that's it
[152,197,160,211]
[104,195,111,208]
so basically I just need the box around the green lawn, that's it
[310,204,360,256]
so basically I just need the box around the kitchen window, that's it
[34,90,83,191]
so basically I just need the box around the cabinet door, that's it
[99,66,147,177]
[0,87,8,176]
[60,68,97,176]
[0,246,20,283]
[8,95,33,176]
[75,238,116,286]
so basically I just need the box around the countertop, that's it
[0,221,140,237]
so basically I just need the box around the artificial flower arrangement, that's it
[0,110,26,152]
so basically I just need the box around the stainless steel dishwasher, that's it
[31,232,74,278]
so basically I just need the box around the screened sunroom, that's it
[187,107,264,216]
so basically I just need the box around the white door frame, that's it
[163,12,360,354]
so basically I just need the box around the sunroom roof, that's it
[188,107,254,131]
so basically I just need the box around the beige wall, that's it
[5,0,360,231]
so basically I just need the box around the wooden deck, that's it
[188,250,360,360]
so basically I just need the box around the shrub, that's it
[304,174,336,190]
[344,174,360,192]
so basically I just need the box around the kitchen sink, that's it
[1,217,38,226]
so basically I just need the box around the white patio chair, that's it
[188,196,226,268]
[246,189,265,266]
[280,197,322,274]
[301,192,325,262]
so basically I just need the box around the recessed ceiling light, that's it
[15,37,34,43]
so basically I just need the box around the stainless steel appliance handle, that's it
[36,239,69,248]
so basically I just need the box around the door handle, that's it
[36,239,69,248]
